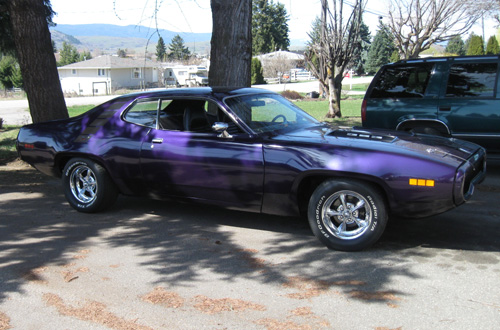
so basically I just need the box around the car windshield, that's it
[224,93,319,134]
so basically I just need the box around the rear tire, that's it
[307,179,388,251]
[62,158,118,213]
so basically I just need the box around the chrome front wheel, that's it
[308,179,388,251]
[321,190,372,240]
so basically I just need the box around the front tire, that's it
[307,179,388,251]
[62,158,118,213]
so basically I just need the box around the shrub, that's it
[281,90,303,100]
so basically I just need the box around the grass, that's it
[295,98,363,127]
[68,105,95,117]
[0,125,21,164]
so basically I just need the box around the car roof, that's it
[111,87,277,102]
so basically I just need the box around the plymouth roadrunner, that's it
[17,88,486,251]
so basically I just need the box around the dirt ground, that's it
[1,159,499,330]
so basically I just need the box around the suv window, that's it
[445,63,497,98]
[369,63,434,99]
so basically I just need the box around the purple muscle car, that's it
[16,88,486,251]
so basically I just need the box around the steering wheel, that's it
[271,114,287,123]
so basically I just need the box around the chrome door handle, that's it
[152,138,163,144]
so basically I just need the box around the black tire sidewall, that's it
[62,158,116,213]
[308,180,387,251]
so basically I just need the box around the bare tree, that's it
[260,53,297,81]
[209,0,252,87]
[306,0,365,118]
[387,0,486,60]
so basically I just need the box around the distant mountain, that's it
[49,23,306,55]
[50,24,211,45]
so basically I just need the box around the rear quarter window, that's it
[445,63,497,98]
[369,63,434,99]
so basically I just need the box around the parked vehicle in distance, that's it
[17,88,486,251]
[362,55,500,157]
[163,65,209,87]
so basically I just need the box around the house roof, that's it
[58,55,157,69]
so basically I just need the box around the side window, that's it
[123,99,158,128]
[369,63,434,99]
[446,63,497,98]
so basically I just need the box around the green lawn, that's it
[68,105,94,117]
[0,125,21,164]
[295,98,363,127]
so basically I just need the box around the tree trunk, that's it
[209,0,252,87]
[7,0,68,123]
[326,69,343,118]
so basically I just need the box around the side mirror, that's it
[212,122,232,138]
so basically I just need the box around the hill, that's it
[49,24,212,55]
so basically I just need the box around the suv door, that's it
[438,59,500,153]
[363,63,440,130]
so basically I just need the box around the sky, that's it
[49,0,496,43]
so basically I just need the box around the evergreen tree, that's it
[486,35,500,55]
[10,61,23,88]
[445,35,466,56]
[117,49,127,58]
[58,42,80,66]
[156,36,167,61]
[252,0,290,55]
[350,20,371,75]
[365,22,395,75]
[79,50,92,62]
[168,34,191,61]
[0,56,15,94]
[466,34,485,55]
[251,58,265,85]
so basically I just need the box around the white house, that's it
[58,55,158,95]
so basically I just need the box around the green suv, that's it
[362,55,500,156]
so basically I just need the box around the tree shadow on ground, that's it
[0,161,499,304]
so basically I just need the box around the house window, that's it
[98,69,106,76]
[72,69,77,75]
[133,68,142,79]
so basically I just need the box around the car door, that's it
[139,98,265,212]
[438,59,500,152]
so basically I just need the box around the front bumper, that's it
[454,148,487,205]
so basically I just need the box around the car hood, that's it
[269,124,483,163]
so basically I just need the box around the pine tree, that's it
[59,42,80,66]
[486,36,500,55]
[0,56,15,94]
[168,34,191,61]
[445,36,466,56]
[466,34,485,55]
[252,0,290,55]
[365,23,395,75]
[350,20,371,75]
[251,58,265,85]
[156,36,167,61]
[79,50,92,62]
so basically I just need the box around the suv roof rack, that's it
[394,54,500,65]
